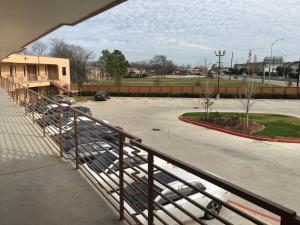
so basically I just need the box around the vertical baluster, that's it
[119,133,125,221]
[147,152,154,225]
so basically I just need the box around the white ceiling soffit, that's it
[0,0,125,59]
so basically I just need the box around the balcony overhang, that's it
[0,0,126,60]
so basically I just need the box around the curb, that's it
[179,115,300,144]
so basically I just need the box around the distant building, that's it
[263,57,284,75]
[234,62,264,75]
[187,68,201,75]
[127,67,147,77]
[285,61,300,78]
[234,57,284,75]
[86,66,106,81]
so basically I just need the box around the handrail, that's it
[0,76,299,225]
[129,140,297,219]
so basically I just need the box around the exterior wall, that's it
[0,54,70,85]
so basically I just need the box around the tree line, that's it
[22,40,176,85]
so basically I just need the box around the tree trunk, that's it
[246,111,249,129]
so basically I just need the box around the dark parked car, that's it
[94,91,110,101]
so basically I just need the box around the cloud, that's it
[38,0,300,65]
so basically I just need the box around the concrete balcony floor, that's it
[0,90,124,225]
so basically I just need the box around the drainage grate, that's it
[152,128,161,131]
[193,106,200,109]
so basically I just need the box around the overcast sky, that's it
[37,0,300,66]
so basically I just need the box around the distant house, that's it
[86,66,103,81]
[127,67,147,78]
[286,61,300,78]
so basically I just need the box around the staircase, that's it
[50,80,78,96]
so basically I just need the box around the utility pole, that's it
[214,50,226,98]
[204,58,207,74]
[229,52,233,80]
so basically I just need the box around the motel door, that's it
[27,65,38,81]
[47,65,59,80]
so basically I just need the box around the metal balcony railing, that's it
[0,76,299,225]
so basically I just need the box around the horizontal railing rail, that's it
[0,76,299,225]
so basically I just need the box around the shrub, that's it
[227,114,241,126]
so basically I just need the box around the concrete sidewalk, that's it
[0,90,124,225]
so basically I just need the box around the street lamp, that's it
[268,38,284,85]
[214,50,226,98]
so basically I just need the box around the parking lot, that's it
[78,97,300,222]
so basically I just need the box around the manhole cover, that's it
[152,128,161,131]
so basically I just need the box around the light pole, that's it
[214,50,226,98]
[268,38,284,85]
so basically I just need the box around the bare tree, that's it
[49,39,94,85]
[199,80,214,120]
[239,77,255,129]
[247,49,252,76]
[149,55,176,77]
[239,51,255,129]
[30,41,48,56]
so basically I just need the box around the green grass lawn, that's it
[182,112,300,139]
[93,77,269,87]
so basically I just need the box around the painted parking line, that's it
[229,200,281,224]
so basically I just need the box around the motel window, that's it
[62,67,67,76]
[10,66,16,76]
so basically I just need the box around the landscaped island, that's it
[181,112,300,140]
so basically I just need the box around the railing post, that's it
[118,133,125,221]
[42,98,46,136]
[14,84,17,102]
[59,106,63,158]
[31,93,35,124]
[25,90,29,116]
[9,82,12,98]
[11,82,13,99]
[281,215,300,225]
[147,152,154,225]
[17,86,20,106]
[281,217,292,225]
[74,111,79,169]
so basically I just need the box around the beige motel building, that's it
[0,54,71,94]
